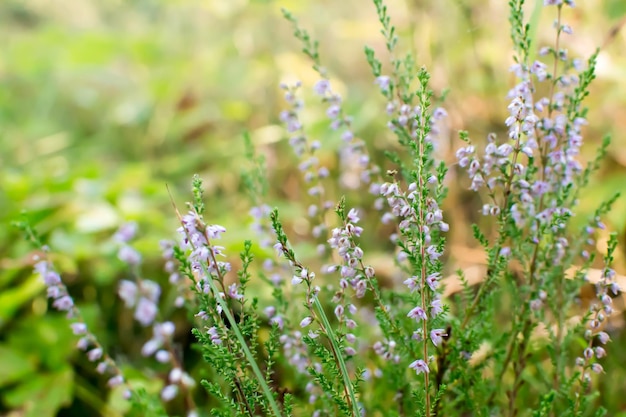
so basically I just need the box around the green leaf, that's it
[3,367,74,417]
[0,345,37,387]
[0,274,44,324]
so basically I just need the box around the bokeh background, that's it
[2,0,626,415]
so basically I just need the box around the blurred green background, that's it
[2,0,626,415]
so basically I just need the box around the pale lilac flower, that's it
[270,316,284,329]
[327,104,341,119]
[431,297,443,317]
[409,359,430,375]
[426,273,440,291]
[87,348,103,362]
[113,222,138,243]
[591,363,603,374]
[531,60,548,81]
[227,283,244,301]
[71,322,87,335]
[156,350,171,363]
[206,224,227,240]
[314,79,331,96]
[118,245,141,265]
[156,321,175,338]
[426,245,442,260]
[53,296,74,311]
[430,329,447,346]
[107,375,124,387]
[161,384,179,402]
[375,75,391,91]
[264,306,276,318]
[407,306,427,322]
[141,280,161,302]
[118,280,138,308]
[77,337,89,350]
[43,271,62,286]
[134,297,158,327]
[597,331,610,345]
[595,347,606,358]
[404,276,420,292]
[142,339,160,357]
[334,305,344,319]
[96,362,108,374]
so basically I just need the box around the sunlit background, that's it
[2,0,626,415]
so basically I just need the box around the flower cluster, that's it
[114,221,142,265]
[313,78,378,189]
[279,82,332,249]
[577,235,618,381]
[178,211,229,283]
[34,259,127,391]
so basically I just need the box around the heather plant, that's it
[14,0,622,416]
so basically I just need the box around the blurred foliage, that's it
[1,0,626,415]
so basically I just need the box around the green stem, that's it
[312,296,361,417]
[200,260,283,417]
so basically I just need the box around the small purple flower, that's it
[431,297,443,317]
[426,245,442,260]
[71,322,87,335]
[107,375,124,387]
[156,350,171,363]
[207,326,222,345]
[375,75,391,91]
[142,339,160,357]
[407,306,427,322]
[118,245,141,265]
[300,317,313,328]
[227,283,244,301]
[530,60,548,81]
[77,337,89,350]
[313,79,331,96]
[134,297,158,327]
[117,280,137,308]
[326,104,341,119]
[113,222,138,243]
[43,271,62,286]
[96,362,108,374]
[341,130,354,142]
[596,331,610,345]
[87,348,103,362]
[409,359,430,375]
[53,295,74,311]
[430,328,447,346]
[334,305,344,319]
[404,276,420,292]
[426,273,440,291]
[161,384,179,402]
[270,315,284,329]
[591,363,603,374]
